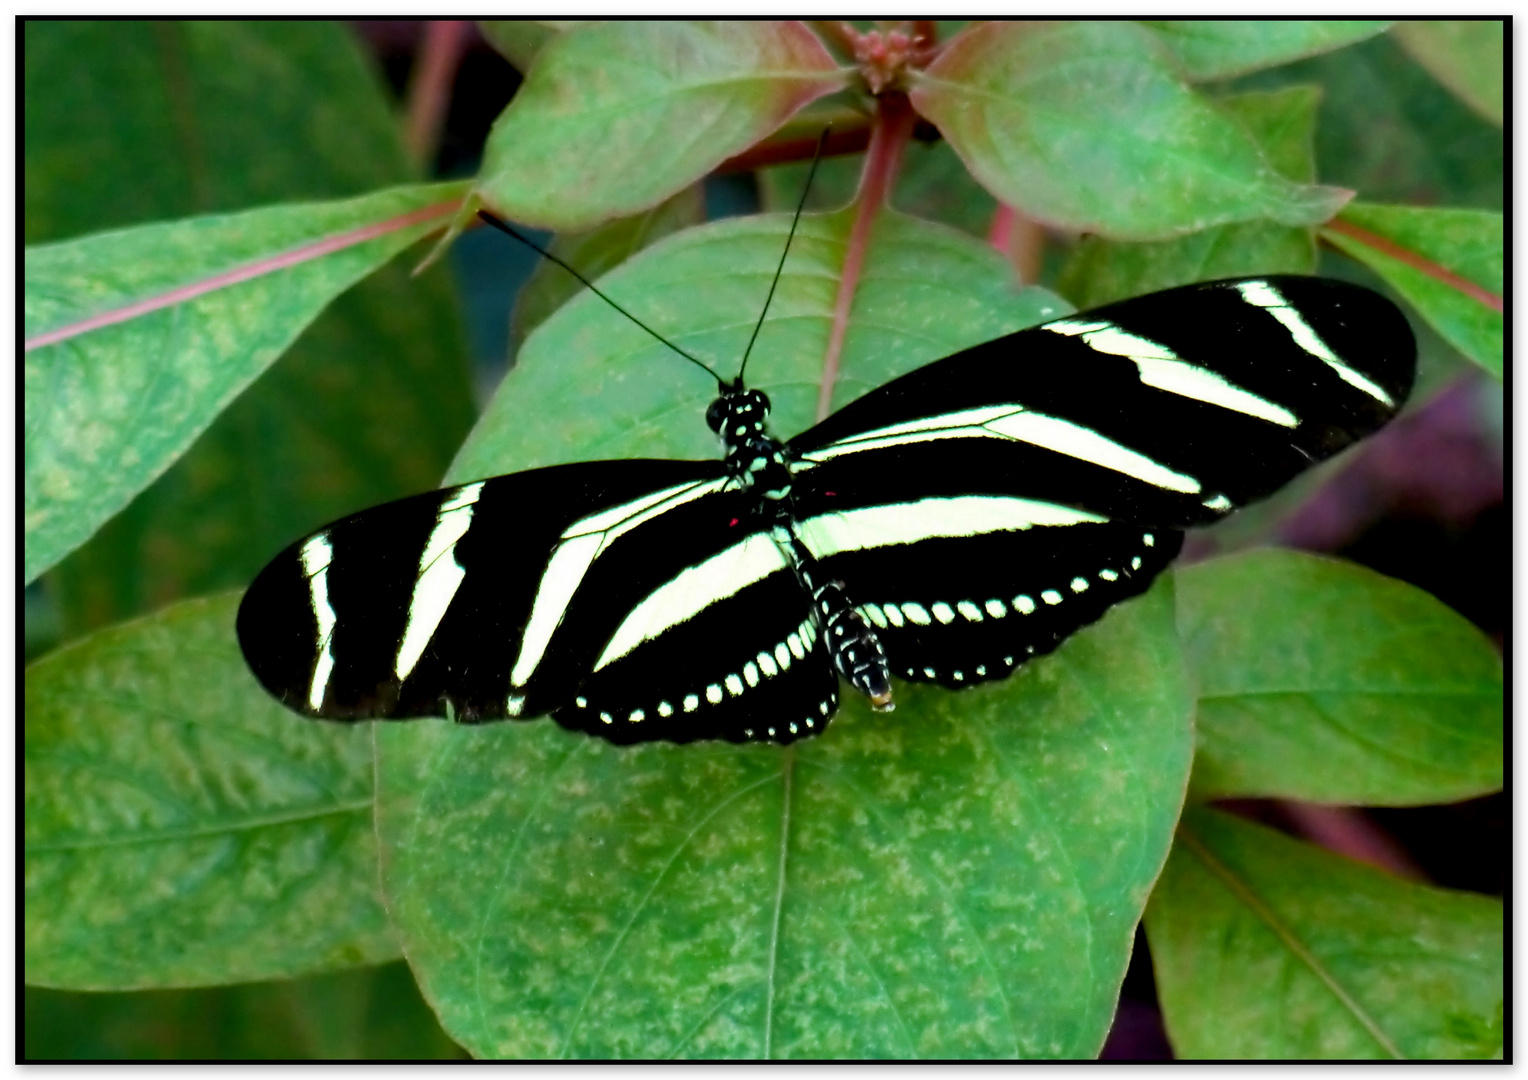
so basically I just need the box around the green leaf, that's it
[908,21,1350,242]
[1323,203,1502,378]
[510,184,707,351]
[1229,33,1502,211]
[1175,550,1502,805]
[476,19,583,73]
[1057,86,1320,308]
[1143,20,1393,81]
[24,18,478,639]
[1147,807,1503,1059]
[44,259,477,639]
[24,594,395,990]
[477,21,848,230]
[25,962,464,1060]
[1391,21,1504,126]
[23,20,419,244]
[23,180,468,587]
[375,578,1193,1058]
[451,208,1072,482]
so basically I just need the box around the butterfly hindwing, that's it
[800,516,1182,689]
[554,547,840,744]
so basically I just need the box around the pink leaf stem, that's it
[814,92,916,422]
[25,199,460,353]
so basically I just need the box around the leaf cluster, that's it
[23,19,1501,1060]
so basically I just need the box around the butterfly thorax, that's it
[708,387,793,502]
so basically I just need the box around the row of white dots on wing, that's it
[853,532,1156,632]
[573,616,826,732]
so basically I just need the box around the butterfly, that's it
[238,202,1415,748]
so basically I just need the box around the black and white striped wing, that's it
[237,458,836,740]
[785,276,1414,687]
[797,505,1182,690]
[554,540,840,744]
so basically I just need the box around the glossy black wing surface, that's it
[237,457,832,739]
[783,276,1414,689]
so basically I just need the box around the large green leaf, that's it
[376,578,1192,1058]
[1147,808,1503,1059]
[1323,203,1502,378]
[908,21,1349,241]
[373,205,1192,1056]
[1391,20,1504,126]
[24,594,395,990]
[1143,20,1392,81]
[451,208,1072,481]
[477,21,848,229]
[24,181,467,587]
[25,962,464,1060]
[1057,86,1320,308]
[1175,550,1502,805]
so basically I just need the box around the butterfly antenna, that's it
[475,209,726,385]
[734,126,831,389]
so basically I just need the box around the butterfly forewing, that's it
[790,276,1415,528]
[238,459,734,722]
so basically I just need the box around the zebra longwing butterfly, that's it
[238,235,1415,746]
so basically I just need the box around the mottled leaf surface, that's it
[1392,20,1504,126]
[1058,86,1319,308]
[478,21,847,229]
[24,181,467,587]
[1144,20,1392,81]
[25,19,477,637]
[452,208,1072,481]
[909,21,1349,241]
[377,580,1192,1058]
[1147,808,1502,1059]
[1324,203,1502,378]
[1176,551,1502,805]
[24,595,395,990]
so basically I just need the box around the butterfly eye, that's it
[704,398,728,433]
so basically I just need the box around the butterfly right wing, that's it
[239,458,759,725]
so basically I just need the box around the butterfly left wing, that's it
[784,275,1415,689]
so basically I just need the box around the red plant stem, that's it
[1323,218,1502,313]
[24,200,459,353]
[716,123,873,175]
[814,92,916,422]
[404,20,469,167]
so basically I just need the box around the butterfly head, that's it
[706,386,771,439]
